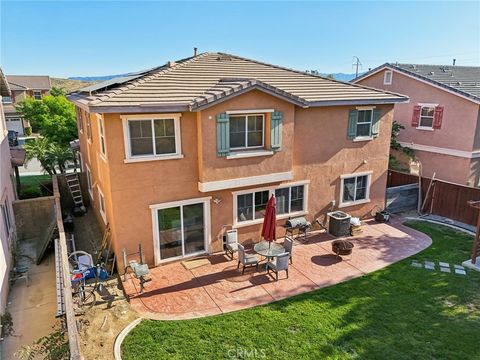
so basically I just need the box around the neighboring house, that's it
[68,52,407,267]
[353,63,480,186]
[0,68,16,314]
[2,75,52,135]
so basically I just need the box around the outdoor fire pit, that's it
[332,239,354,258]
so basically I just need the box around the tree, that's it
[389,121,414,170]
[15,94,77,145]
[46,143,75,174]
[50,86,66,97]
[23,137,57,175]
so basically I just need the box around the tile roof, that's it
[69,52,407,112]
[0,67,10,97]
[6,75,52,90]
[354,63,480,102]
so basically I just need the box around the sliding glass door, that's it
[157,201,206,261]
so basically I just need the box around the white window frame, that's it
[229,113,265,150]
[2,96,12,104]
[354,107,375,141]
[417,103,438,130]
[339,171,372,208]
[86,111,92,143]
[97,186,107,224]
[383,70,393,85]
[150,196,211,266]
[85,164,93,199]
[77,107,84,133]
[0,195,13,238]
[232,180,309,228]
[33,91,42,100]
[97,114,107,160]
[121,113,183,163]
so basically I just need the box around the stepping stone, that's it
[411,261,422,268]
[454,264,465,270]
[440,267,451,273]
[424,261,435,267]
[455,269,466,275]
[439,262,449,268]
[424,263,435,270]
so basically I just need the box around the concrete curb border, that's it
[404,216,475,235]
[113,317,143,360]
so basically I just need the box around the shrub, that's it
[24,126,32,136]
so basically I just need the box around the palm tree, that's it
[46,143,74,174]
[23,137,56,175]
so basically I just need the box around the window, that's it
[229,114,264,149]
[1,197,13,236]
[383,70,392,85]
[86,165,93,199]
[76,107,83,133]
[123,114,182,160]
[340,173,371,207]
[235,183,307,225]
[97,187,107,224]
[2,96,12,104]
[98,115,106,157]
[356,110,373,138]
[33,91,42,100]
[86,111,92,141]
[419,106,435,128]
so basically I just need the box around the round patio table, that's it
[254,241,285,258]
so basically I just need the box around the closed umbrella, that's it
[261,195,277,247]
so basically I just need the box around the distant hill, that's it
[70,72,362,83]
[51,78,98,93]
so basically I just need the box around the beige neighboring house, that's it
[0,68,16,314]
[3,75,52,135]
[68,51,407,267]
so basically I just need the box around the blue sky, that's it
[1,1,478,78]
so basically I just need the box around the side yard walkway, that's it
[123,217,431,320]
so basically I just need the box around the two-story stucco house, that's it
[354,63,480,186]
[0,68,16,314]
[2,75,52,135]
[68,52,407,267]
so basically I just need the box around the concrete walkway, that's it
[123,218,431,320]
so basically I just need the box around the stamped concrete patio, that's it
[122,217,431,320]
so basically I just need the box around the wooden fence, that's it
[387,170,480,226]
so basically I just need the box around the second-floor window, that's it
[124,115,182,159]
[76,107,83,132]
[98,115,106,157]
[356,110,373,137]
[86,112,92,141]
[33,91,42,100]
[229,114,264,149]
[419,106,435,128]
[2,96,12,104]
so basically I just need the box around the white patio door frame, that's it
[150,196,211,266]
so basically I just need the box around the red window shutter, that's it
[411,105,421,127]
[433,105,444,129]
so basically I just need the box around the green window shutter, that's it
[270,111,283,151]
[216,113,230,157]
[371,109,381,137]
[347,110,358,139]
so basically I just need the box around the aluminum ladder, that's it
[65,173,85,209]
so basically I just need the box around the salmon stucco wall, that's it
[357,69,480,185]
[77,92,395,267]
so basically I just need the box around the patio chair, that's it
[225,229,239,260]
[237,244,259,275]
[266,253,289,281]
[283,236,294,264]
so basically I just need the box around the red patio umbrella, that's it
[261,195,277,247]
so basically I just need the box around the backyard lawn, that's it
[122,221,480,359]
[19,174,52,199]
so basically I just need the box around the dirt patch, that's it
[76,277,139,360]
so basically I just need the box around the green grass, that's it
[19,174,52,199]
[122,222,480,360]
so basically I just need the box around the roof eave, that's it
[308,97,408,107]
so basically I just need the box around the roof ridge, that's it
[90,53,210,105]
[395,63,480,69]
[218,52,410,100]
[7,81,28,89]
